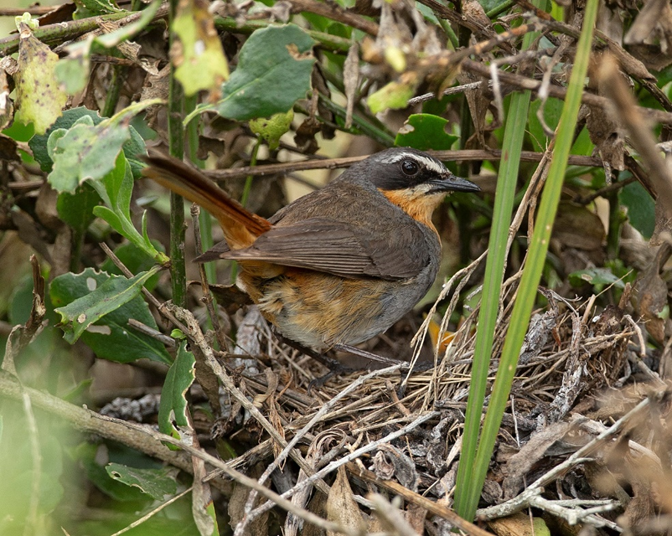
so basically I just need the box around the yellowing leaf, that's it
[367,73,418,114]
[249,110,294,149]
[172,0,229,98]
[14,22,67,134]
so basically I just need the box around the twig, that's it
[205,150,602,182]
[599,55,672,215]
[285,0,378,36]
[243,411,440,523]
[0,371,194,475]
[127,319,177,347]
[164,304,331,495]
[368,493,421,536]
[22,391,41,536]
[236,364,404,534]
[190,204,227,349]
[110,487,193,536]
[99,242,190,335]
[477,394,659,520]
[0,5,169,55]
[346,462,493,536]
[460,58,672,126]
[407,81,485,106]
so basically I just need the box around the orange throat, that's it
[380,189,442,236]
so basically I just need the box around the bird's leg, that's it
[272,332,355,389]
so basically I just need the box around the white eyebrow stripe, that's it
[378,152,447,174]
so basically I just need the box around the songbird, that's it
[143,148,480,356]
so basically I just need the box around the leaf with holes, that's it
[395,114,458,151]
[189,25,314,122]
[50,268,171,365]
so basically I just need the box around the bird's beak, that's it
[427,172,480,194]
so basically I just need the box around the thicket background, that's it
[1,0,672,534]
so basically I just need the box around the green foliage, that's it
[158,341,196,439]
[249,110,294,150]
[73,0,122,19]
[569,266,625,290]
[0,401,69,536]
[50,268,171,363]
[91,153,166,261]
[106,463,178,500]
[395,113,459,150]
[620,179,655,238]
[368,80,417,113]
[56,183,101,232]
[47,101,158,193]
[188,25,315,122]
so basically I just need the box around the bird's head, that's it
[353,148,480,231]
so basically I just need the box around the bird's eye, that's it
[401,159,419,175]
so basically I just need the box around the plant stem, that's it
[231,137,262,284]
[101,65,123,118]
[168,0,186,308]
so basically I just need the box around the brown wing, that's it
[222,218,432,280]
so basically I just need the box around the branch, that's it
[206,150,602,181]
[0,5,169,56]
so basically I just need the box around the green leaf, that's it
[620,180,655,239]
[101,241,164,291]
[29,107,99,172]
[73,0,121,19]
[46,99,159,191]
[569,267,623,289]
[50,269,171,364]
[106,463,177,500]
[48,115,129,193]
[173,0,229,96]
[477,0,509,14]
[30,106,148,177]
[367,78,417,114]
[249,110,294,150]
[528,98,562,152]
[56,183,101,233]
[187,25,314,123]
[158,341,196,439]
[54,38,92,95]
[395,113,458,150]
[52,266,162,344]
[90,152,165,260]
[14,23,67,134]
[76,443,148,502]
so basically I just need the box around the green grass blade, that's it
[453,2,543,518]
[456,0,600,520]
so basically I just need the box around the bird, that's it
[142,147,480,358]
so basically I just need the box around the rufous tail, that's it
[142,152,271,249]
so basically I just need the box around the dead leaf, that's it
[404,503,427,534]
[343,42,359,129]
[375,444,419,492]
[502,422,574,499]
[633,243,671,344]
[228,464,270,536]
[625,0,672,70]
[326,466,366,536]
[488,513,550,536]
